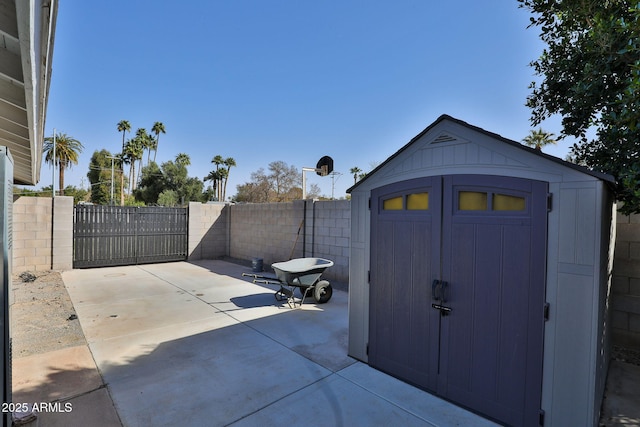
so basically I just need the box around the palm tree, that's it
[218,168,229,201]
[204,170,221,201]
[175,153,191,167]
[116,120,131,205]
[349,167,362,185]
[132,128,153,167]
[211,155,225,200]
[117,120,131,152]
[123,137,143,193]
[117,151,127,204]
[522,128,557,151]
[222,157,236,201]
[151,122,165,163]
[43,132,84,196]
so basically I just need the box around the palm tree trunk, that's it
[120,170,125,205]
[137,158,143,190]
[58,163,65,196]
[129,163,135,195]
[153,136,159,163]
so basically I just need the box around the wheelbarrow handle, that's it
[241,272,281,285]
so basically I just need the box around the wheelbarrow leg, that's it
[299,286,314,307]
[275,286,296,308]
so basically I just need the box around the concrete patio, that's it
[18,260,499,426]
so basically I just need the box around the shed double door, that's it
[369,175,547,426]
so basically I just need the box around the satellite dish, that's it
[316,156,333,177]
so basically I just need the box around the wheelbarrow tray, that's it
[271,257,334,286]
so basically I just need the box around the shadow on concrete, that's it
[229,293,277,308]
[12,361,122,427]
[92,308,351,426]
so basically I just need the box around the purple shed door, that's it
[369,175,547,427]
[369,177,442,392]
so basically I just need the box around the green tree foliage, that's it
[87,149,123,205]
[234,160,320,202]
[520,0,640,213]
[62,186,90,204]
[14,185,89,204]
[134,162,164,205]
[135,153,204,205]
[157,189,178,207]
[43,132,83,196]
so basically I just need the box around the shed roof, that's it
[347,114,614,193]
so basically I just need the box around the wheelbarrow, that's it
[242,257,334,308]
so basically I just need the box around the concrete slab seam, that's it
[333,369,439,427]
[79,339,126,427]
[224,373,334,426]
[48,383,109,403]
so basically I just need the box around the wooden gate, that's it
[73,205,188,268]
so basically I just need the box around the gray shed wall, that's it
[347,118,615,427]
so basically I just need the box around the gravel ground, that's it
[10,271,86,358]
[611,345,640,367]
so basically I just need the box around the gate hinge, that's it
[366,343,369,355]
[368,198,371,210]
[368,270,371,283]
[547,193,553,212]
[539,409,545,426]
[544,303,550,321]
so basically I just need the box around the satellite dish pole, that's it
[302,156,333,199]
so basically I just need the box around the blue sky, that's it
[38,0,566,199]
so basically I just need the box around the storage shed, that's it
[347,115,616,427]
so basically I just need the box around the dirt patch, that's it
[11,271,86,358]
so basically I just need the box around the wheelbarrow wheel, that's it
[313,280,332,304]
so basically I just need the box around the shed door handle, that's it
[432,280,441,301]
[440,281,448,303]
[431,280,449,302]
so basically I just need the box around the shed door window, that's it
[383,196,403,210]
[382,192,429,211]
[458,190,528,212]
[459,191,488,211]
[407,192,429,210]
[493,193,526,211]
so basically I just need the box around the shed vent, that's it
[431,134,456,144]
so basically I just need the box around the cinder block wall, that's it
[12,196,73,272]
[227,200,350,284]
[612,210,640,349]
[302,200,350,284]
[188,202,228,260]
[229,201,306,269]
